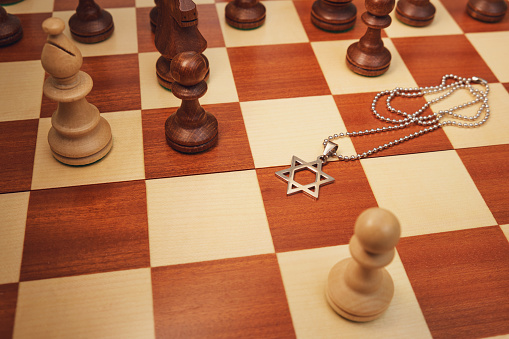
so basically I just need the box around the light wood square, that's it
[217,0,308,47]
[31,110,145,190]
[277,246,431,339]
[385,1,463,38]
[0,192,29,285]
[0,60,44,122]
[146,170,275,267]
[13,268,155,339]
[312,39,417,95]
[502,225,509,243]
[431,83,509,149]
[138,48,238,110]
[466,31,509,83]
[361,150,497,237]
[240,95,356,168]
[52,7,138,57]
[5,0,54,14]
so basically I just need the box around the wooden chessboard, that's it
[1,0,509,338]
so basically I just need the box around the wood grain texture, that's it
[441,0,509,33]
[334,92,454,157]
[21,180,150,281]
[41,54,141,117]
[142,102,254,179]
[151,254,296,339]
[257,161,378,252]
[0,13,50,63]
[457,144,509,225]
[397,226,509,339]
[0,283,17,339]
[391,34,499,86]
[0,119,38,194]
[227,43,330,102]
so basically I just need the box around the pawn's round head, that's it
[354,207,400,254]
[41,17,83,79]
[170,51,208,86]
[365,0,395,16]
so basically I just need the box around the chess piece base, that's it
[0,13,23,47]
[466,0,508,23]
[0,0,23,4]
[326,259,394,322]
[156,54,210,89]
[69,9,114,43]
[225,1,266,29]
[346,42,391,77]
[49,117,113,166]
[311,1,356,32]
[165,113,218,153]
[395,1,435,27]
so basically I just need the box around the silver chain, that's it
[321,74,490,163]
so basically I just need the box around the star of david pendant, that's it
[275,141,338,199]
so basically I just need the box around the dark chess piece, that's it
[0,0,23,4]
[225,0,266,29]
[311,0,357,32]
[155,0,209,90]
[150,0,160,33]
[467,0,507,23]
[346,0,395,77]
[69,0,115,43]
[0,5,23,47]
[395,0,435,27]
[165,51,218,153]
[326,208,401,322]
[41,17,112,165]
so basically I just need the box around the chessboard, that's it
[1,0,509,338]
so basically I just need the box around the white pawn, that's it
[326,207,401,322]
[41,17,112,166]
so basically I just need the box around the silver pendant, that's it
[275,141,338,199]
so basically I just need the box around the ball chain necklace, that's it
[275,74,490,199]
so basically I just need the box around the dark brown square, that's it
[334,92,454,158]
[227,43,331,102]
[397,226,509,339]
[0,283,18,339]
[457,144,509,225]
[0,12,51,63]
[0,119,38,194]
[20,180,150,281]
[142,102,255,179]
[440,0,509,33]
[257,161,378,253]
[151,254,296,339]
[392,34,499,86]
[41,54,141,117]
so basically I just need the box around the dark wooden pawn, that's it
[311,0,356,32]
[346,0,395,77]
[396,0,435,27]
[165,51,218,153]
[467,0,507,23]
[150,0,160,33]
[225,0,266,29]
[155,0,208,90]
[69,0,114,43]
[0,5,22,47]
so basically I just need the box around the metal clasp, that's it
[320,141,338,164]
[471,76,487,85]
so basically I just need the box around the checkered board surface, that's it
[1,0,509,337]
